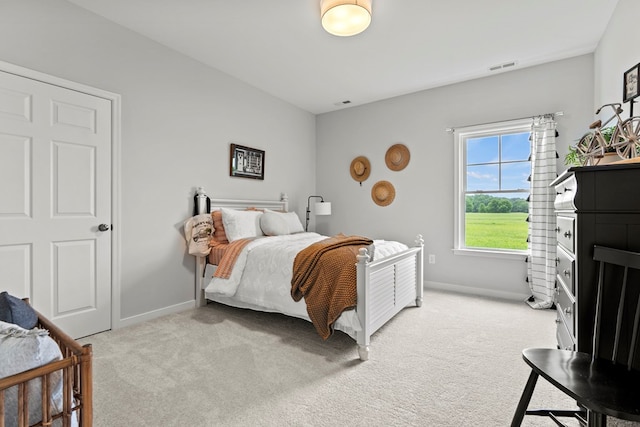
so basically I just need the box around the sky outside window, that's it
[466,131,530,193]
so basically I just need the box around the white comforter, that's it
[204,233,408,335]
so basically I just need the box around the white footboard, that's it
[355,235,424,361]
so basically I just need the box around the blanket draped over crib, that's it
[291,234,373,339]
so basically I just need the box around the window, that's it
[454,119,532,256]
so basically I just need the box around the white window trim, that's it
[453,118,532,257]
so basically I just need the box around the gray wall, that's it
[316,56,594,300]
[1,0,633,326]
[0,0,316,323]
[594,0,640,111]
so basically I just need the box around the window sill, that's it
[452,248,528,261]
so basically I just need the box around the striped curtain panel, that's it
[526,116,557,309]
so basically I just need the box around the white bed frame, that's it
[193,189,424,361]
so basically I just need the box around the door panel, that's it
[53,141,95,216]
[0,244,31,296]
[54,240,95,315]
[0,86,31,122]
[0,133,30,217]
[52,100,97,133]
[0,70,111,338]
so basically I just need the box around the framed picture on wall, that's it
[230,143,265,180]
[623,63,640,103]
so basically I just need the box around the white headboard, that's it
[195,187,289,214]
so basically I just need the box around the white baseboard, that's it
[115,300,196,330]
[425,280,531,302]
[112,282,528,331]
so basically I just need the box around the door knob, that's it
[98,224,110,232]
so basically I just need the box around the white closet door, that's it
[0,70,112,338]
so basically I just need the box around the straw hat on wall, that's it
[350,156,371,183]
[371,180,396,206]
[385,144,410,171]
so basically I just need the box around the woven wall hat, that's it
[350,156,371,183]
[371,180,396,206]
[385,143,410,171]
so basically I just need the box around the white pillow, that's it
[220,208,264,242]
[261,209,304,235]
[260,211,289,236]
[0,321,64,426]
[283,211,305,233]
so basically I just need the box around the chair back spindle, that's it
[592,259,605,361]
[629,283,640,369]
[612,266,629,362]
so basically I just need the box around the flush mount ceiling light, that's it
[321,0,372,37]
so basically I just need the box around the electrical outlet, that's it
[428,254,435,264]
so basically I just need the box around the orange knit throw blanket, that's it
[291,234,373,340]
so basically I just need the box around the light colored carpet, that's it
[79,290,639,426]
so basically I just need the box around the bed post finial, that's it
[195,187,210,215]
[357,247,370,264]
[281,193,289,212]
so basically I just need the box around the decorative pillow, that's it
[210,210,229,244]
[261,209,305,235]
[0,321,64,426]
[260,211,289,236]
[0,292,38,329]
[220,208,264,242]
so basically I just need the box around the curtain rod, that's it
[445,111,564,133]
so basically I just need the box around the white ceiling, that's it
[66,0,619,114]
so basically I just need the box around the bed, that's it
[0,301,92,427]
[193,190,424,361]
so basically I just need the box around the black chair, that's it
[511,245,640,427]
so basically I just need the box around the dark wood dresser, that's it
[551,163,640,357]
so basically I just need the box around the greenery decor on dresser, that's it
[564,145,581,166]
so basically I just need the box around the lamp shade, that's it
[321,0,372,37]
[314,201,332,216]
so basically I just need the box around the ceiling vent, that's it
[489,61,517,72]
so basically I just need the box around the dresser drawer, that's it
[555,279,575,339]
[553,173,577,211]
[556,309,575,351]
[556,216,575,253]
[556,245,575,294]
